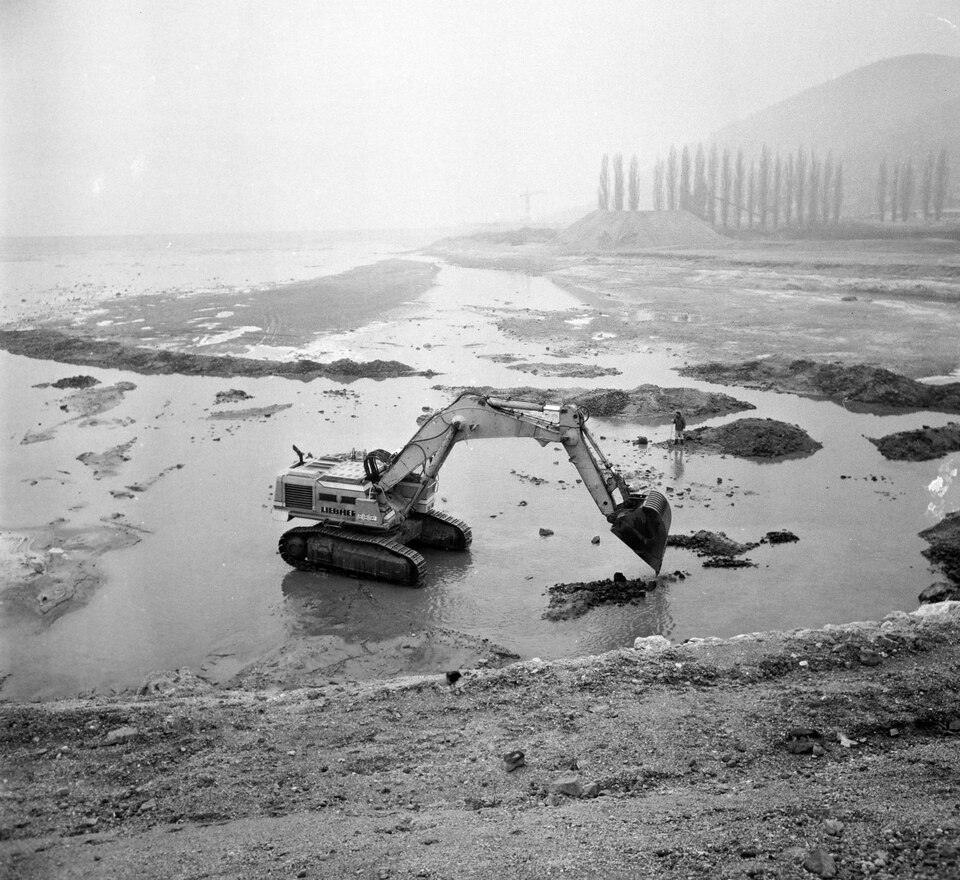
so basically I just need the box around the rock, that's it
[858,649,882,667]
[591,535,601,545]
[214,388,253,404]
[802,848,837,877]
[445,670,462,685]
[582,781,600,798]
[548,776,583,798]
[633,635,671,652]
[538,528,554,537]
[763,530,800,545]
[104,725,139,745]
[823,819,845,836]
[138,799,157,813]
[502,750,525,772]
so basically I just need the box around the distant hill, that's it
[711,54,960,216]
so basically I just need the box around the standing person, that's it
[673,410,686,445]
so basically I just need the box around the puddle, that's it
[1,256,958,700]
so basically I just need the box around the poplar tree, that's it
[772,153,782,230]
[877,158,888,221]
[720,148,731,229]
[598,154,610,210]
[795,148,806,228]
[757,145,770,230]
[784,153,795,226]
[628,154,640,211]
[733,149,745,230]
[807,153,820,227]
[934,149,950,221]
[921,153,934,220]
[679,146,691,211]
[666,146,678,210]
[707,143,718,225]
[821,154,833,226]
[900,159,915,221]
[747,161,756,229]
[613,153,625,211]
[693,143,707,217]
[832,162,843,224]
[890,161,900,222]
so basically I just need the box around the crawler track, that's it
[278,524,427,586]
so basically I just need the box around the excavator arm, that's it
[368,393,671,573]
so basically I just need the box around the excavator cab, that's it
[609,490,672,575]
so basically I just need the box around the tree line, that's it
[599,144,845,231]
[598,144,953,228]
[875,150,950,221]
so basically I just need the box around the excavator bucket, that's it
[609,490,672,575]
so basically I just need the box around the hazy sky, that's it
[3,0,959,235]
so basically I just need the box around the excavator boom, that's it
[274,393,671,584]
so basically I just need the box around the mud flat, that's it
[0,518,145,626]
[869,422,960,461]
[438,384,753,420]
[5,604,960,879]
[0,329,432,382]
[430,226,960,379]
[680,358,960,414]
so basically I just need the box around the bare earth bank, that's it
[4,602,960,880]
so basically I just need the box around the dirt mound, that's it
[686,417,822,458]
[543,573,671,620]
[681,357,960,414]
[557,209,727,252]
[438,384,752,420]
[868,423,960,461]
[920,511,960,586]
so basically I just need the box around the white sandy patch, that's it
[215,311,235,318]
[564,316,594,327]
[195,326,262,346]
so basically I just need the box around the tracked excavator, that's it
[274,392,671,586]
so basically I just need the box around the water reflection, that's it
[670,447,686,480]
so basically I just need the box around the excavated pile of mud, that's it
[684,417,822,458]
[557,209,727,252]
[543,573,667,620]
[920,511,960,587]
[0,329,431,382]
[868,422,960,461]
[439,384,752,419]
[680,357,960,414]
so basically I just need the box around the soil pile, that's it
[868,422,960,461]
[0,329,431,382]
[920,511,960,586]
[543,573,667,620]
[685,417,822,458]
[557,209,727,252]
[681,357,960,414]
[439,384,752,420]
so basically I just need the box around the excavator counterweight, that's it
[274,393,671,585]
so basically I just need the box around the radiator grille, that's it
[283,483,314,510]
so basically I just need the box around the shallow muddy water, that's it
[1,261,958,699]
